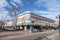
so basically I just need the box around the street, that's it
[0,30,58,40]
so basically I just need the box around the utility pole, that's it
[56,15,60,34]
[58,15,60,34]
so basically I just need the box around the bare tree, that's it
[0,21,5,30]
[0,15,6,30]
[8,4,20,30]
[5,0,21,30]
[9,7,20,30]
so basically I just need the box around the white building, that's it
[4,11,56,33]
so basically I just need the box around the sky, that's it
[0,0,60,21]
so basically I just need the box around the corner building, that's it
[16,11,55,33]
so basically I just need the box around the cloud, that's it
[0,0,9,21]
[6,0,23,8]
[0,11,9,21]
[0,0,24,21]
[33,9,51,15]
[35,0,60,12]
[0,0,8,9]
[0,0,23,11]
[33,9,59,20]
[34,0,60,20]
[13,0,23,5]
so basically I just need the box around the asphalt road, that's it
[0,30,58,40]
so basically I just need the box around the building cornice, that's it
[18,11,55,23]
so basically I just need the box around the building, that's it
[4,11,56,33]
[54,21,59,27]
[4,20,13,26]
[0,21,5,29]
[15,11,55,33]
[4,20,15,30]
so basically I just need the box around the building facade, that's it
[16,11,56,33]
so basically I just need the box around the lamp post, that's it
[30,19,35,33]
[59,15,60,33]
[56,15,60,34]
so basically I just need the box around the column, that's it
[24,26,27,31]
[40,25,42,32]
[16,26,19,29]
[14,25,17,30]
[30,26,34,33]
[20,26,23,29]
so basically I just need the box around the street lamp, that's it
[56,15,60,34]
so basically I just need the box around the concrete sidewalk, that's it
[52,34,60,40]
[0,30,56,40]
[0,31,49,40]
[0,30,29,37]
[0,30,51,37]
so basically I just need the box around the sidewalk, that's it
[46,33,58,40]
[0,30,51,37]
[53,33,60,40]
[0,31,50,40]
[0,30,29,37]
[0,30,55,40]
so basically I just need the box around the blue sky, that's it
[0,0,60,21]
